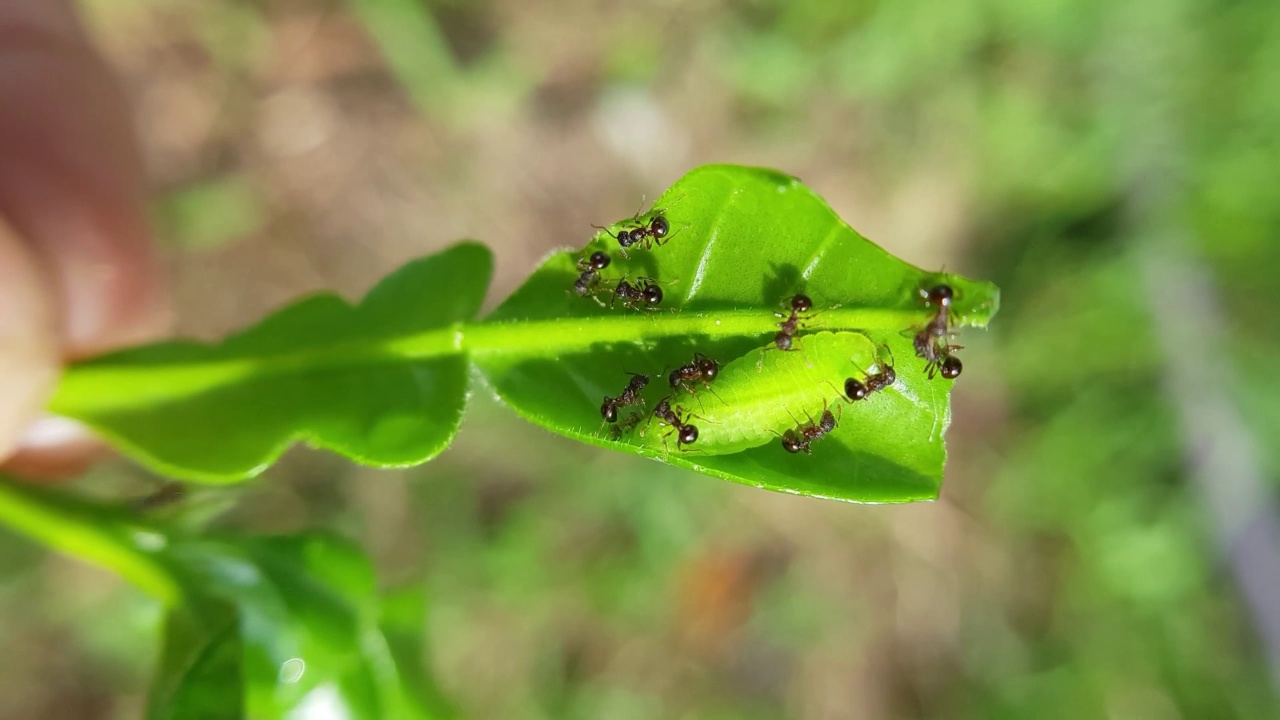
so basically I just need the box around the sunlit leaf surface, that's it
[50,244,492,482]
[0,479,435,720]
[477,165,998,502]
[49,165,997,501]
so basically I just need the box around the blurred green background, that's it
[2,0,1278,717]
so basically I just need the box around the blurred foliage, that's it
[0,478,443,720]
[482,165,998,502]
[158,175,265,250]
[3,0,1277,717]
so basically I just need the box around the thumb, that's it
[0,217,60,462]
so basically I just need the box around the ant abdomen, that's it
[678,424,698,445]
[940,355,962,379]
[843,379,867,401]
[781,432,806,454]
[651,216,669,239]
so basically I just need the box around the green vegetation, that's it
[53,165,996,501]
[3,0,1276,717]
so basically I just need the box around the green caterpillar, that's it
[639,331,886,455]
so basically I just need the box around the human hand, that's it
[0,0,169,478]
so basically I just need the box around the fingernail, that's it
[0,217,61,461]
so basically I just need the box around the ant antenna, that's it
[876,343,895,369]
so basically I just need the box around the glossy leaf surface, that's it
[50,243,492,482]
[48,164,998,502]
[476,165,998,502]
[0,478,435,720]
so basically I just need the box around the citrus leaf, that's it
[0,477,438,720]
[49,243,492,482]
[474,165,998,503]
[47,164,998,501]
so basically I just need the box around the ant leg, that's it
[640,412,657,437]
[686,387,706,414]
[681,408,716,426]
[703,383,726,406]
[669,223,691,242]
[878,343,896,367]
[925,360,940,379]
[597,416,615,437]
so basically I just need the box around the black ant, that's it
[130,482,186,513]
[650,395,699,451]
[615,214,670,252]
[779,402,840,454]
[669,352,720,394]
[912,284,963,380]
[572,251,611,300]
[593,196,685,256]
[774,293,813,351]
[601,372,649,423]
[757,293,815,370]
[842,345,897,402]
[611,276,665,310]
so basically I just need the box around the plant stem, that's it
[0,478,182,605]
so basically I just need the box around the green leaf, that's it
[49,164,998,502]
[475,165,998,502]
[50,242,493,482]
[0,477,438,720]
[150,599,244,720]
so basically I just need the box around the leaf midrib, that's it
[51,306,933,414]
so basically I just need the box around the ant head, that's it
[642,285,663,305]
[589,251,611,270]
[940,355,963,379]
[651,215,669,238]
[791,294,813,313]
[668,368,683,388]
[844,378,868,401]
[600,399,618,423]
[774,332,792,351]
[678,424,699,445]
